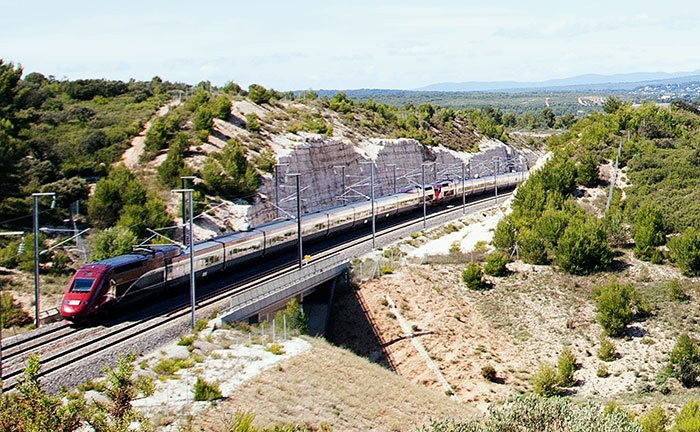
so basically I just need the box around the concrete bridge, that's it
[217,254,348,333]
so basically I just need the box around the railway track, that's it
[0,191,512,390]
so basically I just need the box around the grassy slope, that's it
[196,337,470,431]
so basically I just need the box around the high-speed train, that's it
[59,170,526,320]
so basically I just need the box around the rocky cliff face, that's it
[193,134,537,237]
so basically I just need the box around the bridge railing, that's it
[219,254,348,322]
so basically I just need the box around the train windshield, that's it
[70,278,95,292]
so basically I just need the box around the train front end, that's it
[60,264,111,321]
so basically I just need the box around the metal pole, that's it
[0,281,3,390]
[33,194,39,328]
[462,162,466,214]
[274,164,280,219]
[295,175,303,269]
[31,192,54,328]
[181,177,187,242]
[422,164,426,228]
[180,177,195,243]
[188,189,195,329]
[371,164,376,249]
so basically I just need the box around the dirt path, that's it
[121,100,180,169]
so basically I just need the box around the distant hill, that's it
[417,70,700,92]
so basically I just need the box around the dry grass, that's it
[195,337,470,432]
[337,253,700,413]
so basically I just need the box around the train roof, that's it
[95,245,181,267]
[96,253,151,267]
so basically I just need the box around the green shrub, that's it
[193,377,222,401]
[666,279,689,302]
[212,95,231,119]
[531,363,560,397]
[193,105,214,132]
[633,203,666,261]
[484,251,509,276]
[245,113,261,132]
[153,357,195,376]
[637,405,667,432]
[669,333,700,387]
[0,355,83,432]
[90,226,137,261]
[481,364,497,382]
[669,227,700,276]
[248,84,271,105]
[0,291,32,328]
[254,148,276,173]
[597,364,610,378]
[673,399,700,432]
[518,228,549,264]
[492,216,517,251]
[274,297,307,334]
[265,343,285,355]
[576,151,599,187]
[462,263,486,290]
[178,335,195,347]
[555,218,612,274]
[419,395,641,432]
[593,279,646,337]
[557,346,577,387]
[598,335,618,361]
[201,138,259,200]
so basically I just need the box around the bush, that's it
[0,355,83,432]
[116,194,172,238]
[0,291,32,328]
[669,227,700,276]
[598,335,618,361]
[201,138,259,200]
[247,84,271,105]
[484,251,509,276]
[666,279,689,302]
[265,343,285,355]
[462,263,486,290]
[576,152,599,187]
[193,377,222,401]
[557,346,577,387]
[245,113,261,133]
[481,364,497,382]
[419,395,642,432]
[492,216,517,251]
[212,95,231,119]
[531,363,560,397]
[593,279,645,337]
[597,364,610,378]
[87,164,147,229]
[518,228,549,264]
[673,400,700,432]
[555,218,612,275]
[637,406,667,432]
[633,203,666,261]
[669,333,700,387]
[90,226,137,261]
[157,133,189,187]
[274,297,307,334]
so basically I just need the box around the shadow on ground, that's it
[325,279,396,371]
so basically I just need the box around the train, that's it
[59,170,527,321]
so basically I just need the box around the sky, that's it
[2,0,700,90]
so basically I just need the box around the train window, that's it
[70,278,94,292]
